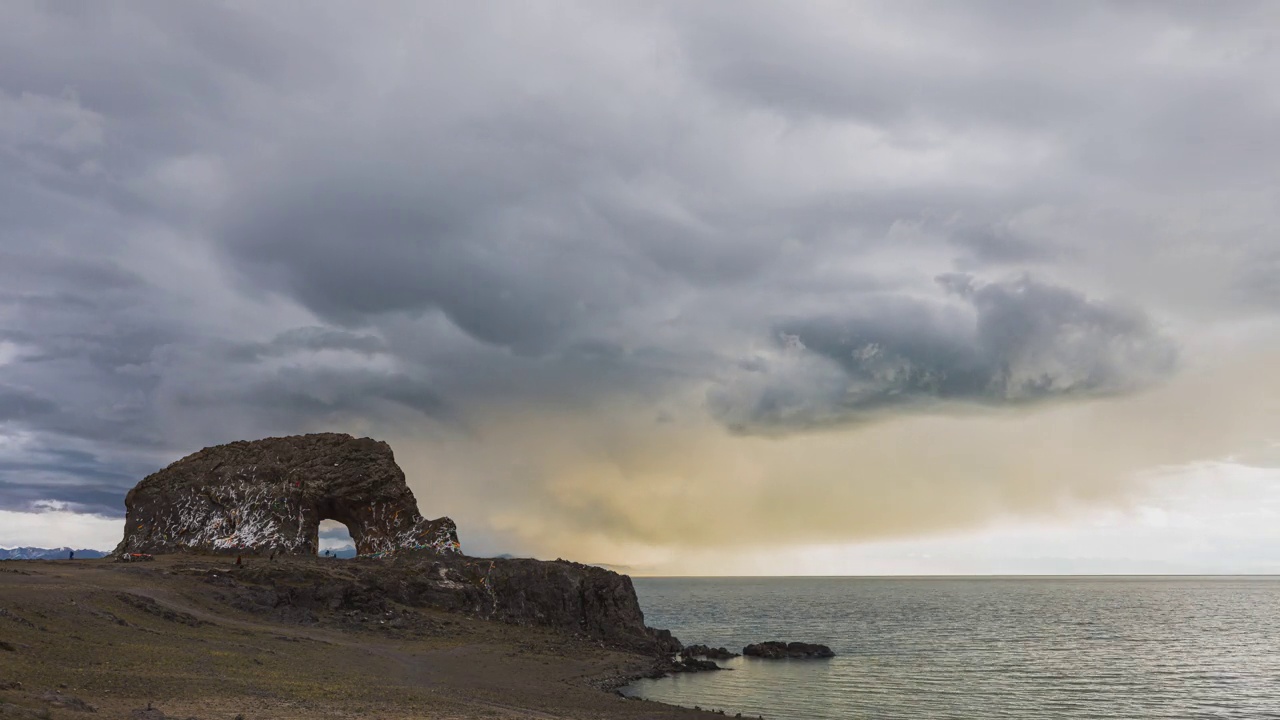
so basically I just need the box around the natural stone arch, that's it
[114,433,459,557]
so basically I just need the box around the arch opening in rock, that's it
[318,519,355,558]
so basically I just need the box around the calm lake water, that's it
[623,577,1280,719]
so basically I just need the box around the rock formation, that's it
[682,644,740,660]
[206,552,682,655]
[112,432,686,656]
[113,433,459,557]
[669,657,723,672]
[742,641,835,659]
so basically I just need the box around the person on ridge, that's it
[236,554,242,567]
[69,549,74,560]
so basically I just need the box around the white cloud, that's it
[0,507,122,550]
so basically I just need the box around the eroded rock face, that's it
[113,433,459,557]
[201,552,683,654]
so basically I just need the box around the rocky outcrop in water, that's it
[113,433,459,557]
[669,657,723,672]
[682,644,740,660]
[743,641,835,659]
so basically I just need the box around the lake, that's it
[624,576,1280,719]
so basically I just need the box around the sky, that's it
[2,1,1279,574]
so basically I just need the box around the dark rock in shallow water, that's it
[670,657,724,672]
[682,644,740,660]
[743,641,835,659]
[113,433,459,557]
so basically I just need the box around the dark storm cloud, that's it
[1,484,128,517]
[226,327,388,362]
[213,100,681,354]
[0,443,155,516]
[0,385,58,421]
[709,275,1176,433]
[0,253,143,293]
[0,1,1276,553]
[172,366,455,427]
[223,186,586,351]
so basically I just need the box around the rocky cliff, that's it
[213,552,681,654]
[113,433,683,656]
[113,433,459,557]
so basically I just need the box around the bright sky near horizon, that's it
[2,1,1279,574]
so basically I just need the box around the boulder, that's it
[113,434,459,557]
[670,657,723,672]
[742,641,835,659]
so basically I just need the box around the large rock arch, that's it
[113,433,459,557]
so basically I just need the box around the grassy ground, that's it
[0,557,714,720]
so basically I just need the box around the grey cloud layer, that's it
[0,1,1275,552]
[710,275,1176,432]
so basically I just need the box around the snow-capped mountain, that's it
[0,547,109,560]
[319,544,357,559]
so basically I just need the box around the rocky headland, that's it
[109,433,682,656]
[2,433,836,717]
[0,433,724,718]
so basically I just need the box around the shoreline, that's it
[0,556,720,719]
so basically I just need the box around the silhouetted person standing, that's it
[68,550,74,560]
[236,554,242,567]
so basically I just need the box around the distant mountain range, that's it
[320,545,358,559]
[0,547,109,560]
